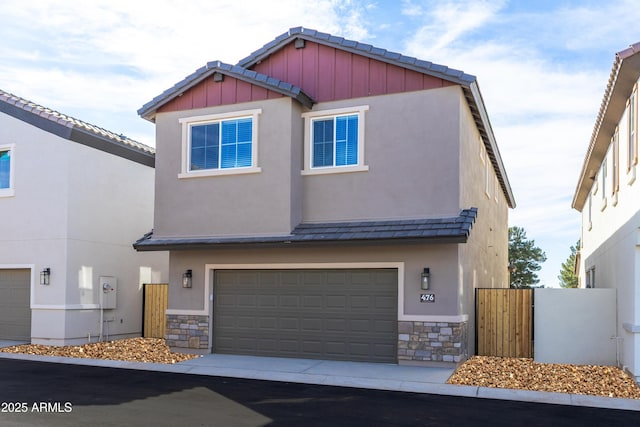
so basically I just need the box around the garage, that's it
[0,269,31,341]
[213,269,398,363]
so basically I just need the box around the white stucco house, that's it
[0,89,167,345]
[572,42,640,381]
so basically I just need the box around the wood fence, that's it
[476,288,533,358]
[143,283,168,339]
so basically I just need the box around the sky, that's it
[1,0,639,287]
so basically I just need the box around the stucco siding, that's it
[1,107,168,345]
[152,97,302,238]
[581,212,640,378]
[303,87,462,222]
[167,245,459,317]
[0,113,70,241]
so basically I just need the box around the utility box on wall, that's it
[100,276,117,309]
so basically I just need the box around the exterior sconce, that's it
[40,268,51,285]
[421,268,430,290]
[182,269,192,288]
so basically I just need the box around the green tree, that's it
[558,240,580,288]
[508,226,547,288]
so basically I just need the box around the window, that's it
[0,144,14,197]
[302,106,369,175]
[600,156,607,211]
[612,128,619,196]
[179,109,261,178]
[485,159,491,198]
[587,194,592,230]
[585,267,595,288]
[628,86,638,171]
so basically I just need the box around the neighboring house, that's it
[0,89,167,345]
[572,42,640,381]
[134,27,515,365]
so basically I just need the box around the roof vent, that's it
[294,38,305,49]
[213,72,224,82]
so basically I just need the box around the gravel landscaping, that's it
[0,338,199,364]
[447,356,640,399]
[2,339,640,399]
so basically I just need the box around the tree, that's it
[558,240,580,288]
[508,226,547,288]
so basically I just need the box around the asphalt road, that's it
[0,359,638,426]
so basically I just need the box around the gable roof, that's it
[0,89,155,167]
[138,60,313,119]
[572,42,640,211]
[138,27,515,208]
[238,26,476,85]
[133,208,478,251]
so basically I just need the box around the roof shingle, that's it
[133,208,478,251]
[0,89,155,167]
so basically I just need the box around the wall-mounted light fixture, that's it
[182,269,192,288]
[421,268,430,290]
[40,268,51,285]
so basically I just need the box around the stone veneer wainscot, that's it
[165,314,209,350]
[398,321,468,363]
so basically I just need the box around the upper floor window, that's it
[302,106,369,175]
[612,128,619,196]
[600,156,607,211]
[628,85,638,171]
[0,144,15,197]
[179,109,262,178]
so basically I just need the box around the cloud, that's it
[402,0,507,56]
[0,0,375,147]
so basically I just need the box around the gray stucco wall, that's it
[152,98,304,238]
[303,87,461,222]
[151,87,464,241]
[456,90,510,354]
[167,244,460,317]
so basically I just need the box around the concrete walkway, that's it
[0,340,638,412]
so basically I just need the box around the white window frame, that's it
[627,84,638,185]
[178,109,262,179]
[0,143,15,198]
[301,105,369,175]
[600,153,607,211]
[485,159,491,198]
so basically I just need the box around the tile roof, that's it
[237,27,514,209]
[137,60,313,119]
[137,27,514,208]
[0,89,155,167]
[133,208,478,251]
[572,41,640,211]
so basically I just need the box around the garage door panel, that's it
[0,269,31,341]
[214,269,397,363]
[279,295,300,307]
[279,317,300,331]
[301,318,322,331]
[303,295,323,308]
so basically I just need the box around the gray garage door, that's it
[214,269,398,363]
[0,269,31,341]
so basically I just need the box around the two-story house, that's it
[0,89,167,345]
[572,42,640,382]
[134,27,515,366]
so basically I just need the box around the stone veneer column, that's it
[397,321,468,363]
[165,314,209,350]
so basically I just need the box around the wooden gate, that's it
[143,284,168,339]
[476,288,533,358]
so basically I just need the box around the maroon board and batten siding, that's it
[158,40,455,113]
